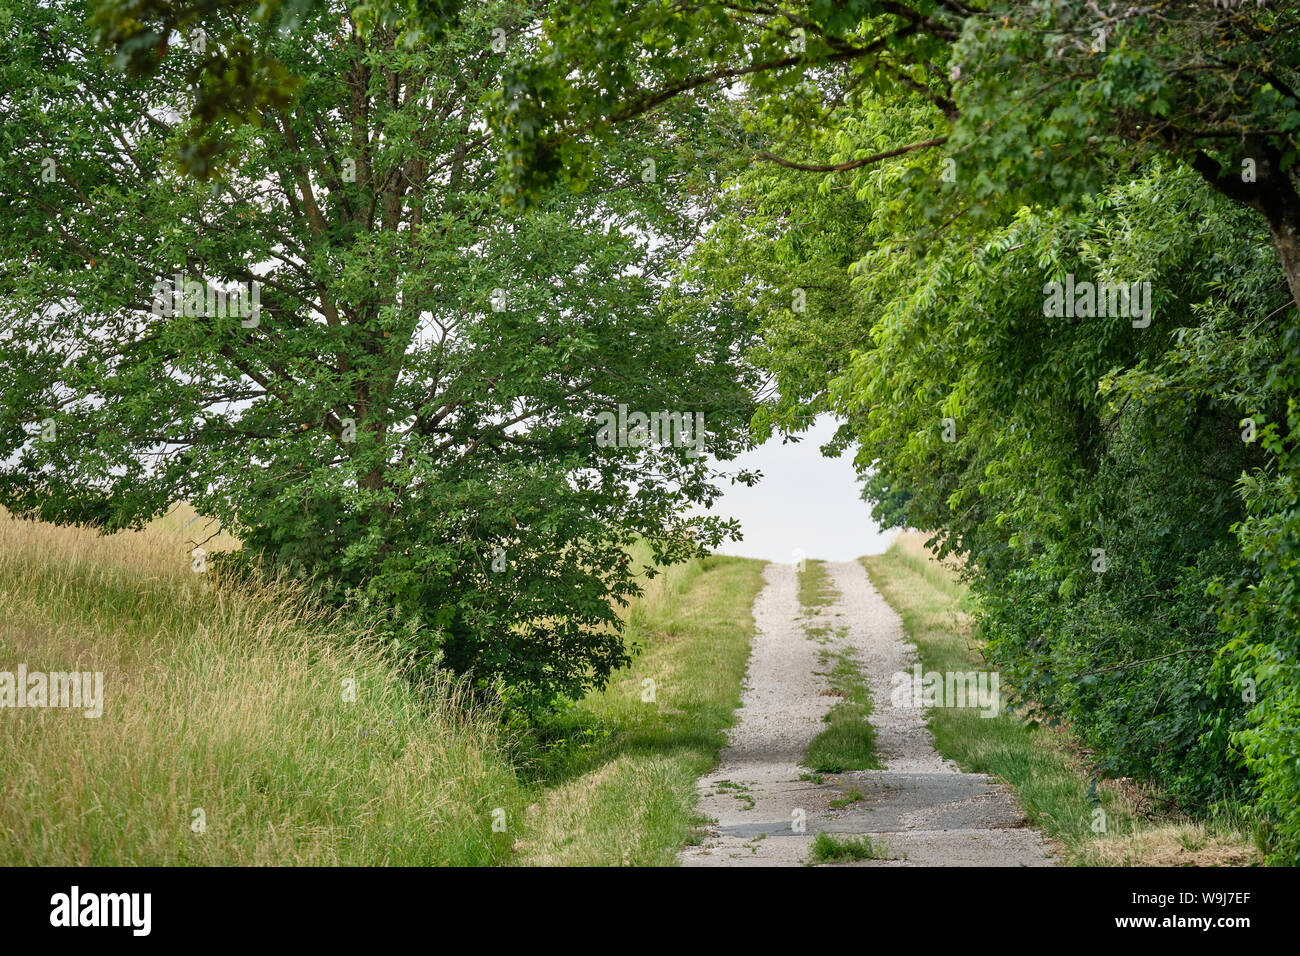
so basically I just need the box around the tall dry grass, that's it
[0,510,523,865]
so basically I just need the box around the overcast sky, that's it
[702,414,897,563]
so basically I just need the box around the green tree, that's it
[682,87,1300,856]
[493,1,1300,311]
[86,0,463,175]
[0,0,759,711]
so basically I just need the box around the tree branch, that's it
[756,136,947,172]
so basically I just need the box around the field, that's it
[0,509,762,866]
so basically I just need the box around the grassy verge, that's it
[514,548,765,865]
[1,508,766,866]
[797,559,881,774]
[862,532,1258,866]
[804,648,882,773]
[0,509,524,865]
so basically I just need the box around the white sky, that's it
[703,414,897,562]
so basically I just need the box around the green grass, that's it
[0,511,768,867]
[714,779,756,811]
[796,556,881,774]
[803,648,882,773]
[810,830,886,863]
[513,549,765,866]
[861,533,1257,866]
[829,788,864,809]
[0,510,525,865]
[797,558,836,611]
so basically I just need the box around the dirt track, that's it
[679,560,1055,867]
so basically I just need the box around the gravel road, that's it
[679,560,1055,867]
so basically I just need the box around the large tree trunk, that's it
[1194,147,1300,316]
[1267,215,1300,314]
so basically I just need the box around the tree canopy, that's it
[1,0,759,710]
[667,44,1300,863]
[490,1,1300,308]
